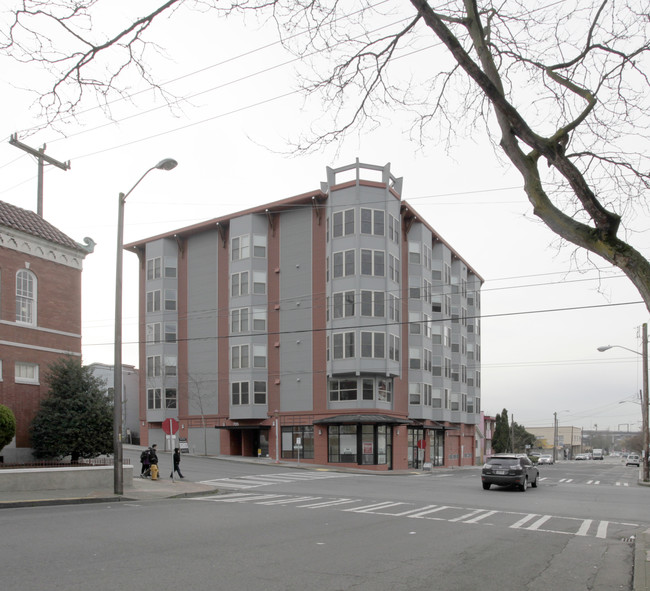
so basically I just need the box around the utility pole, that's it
[9,133,70,217]
[642,323,649,482]
[553,412,558,462]
[511,413,515,453]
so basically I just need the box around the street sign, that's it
[162,418,179,435]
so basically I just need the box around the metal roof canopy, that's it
[313,414,413,425]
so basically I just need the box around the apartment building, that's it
[0,200,93,462]
[128,161,482,470]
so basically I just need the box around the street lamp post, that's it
[597,322,650,482]
[113,158,178,495]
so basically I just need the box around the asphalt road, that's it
[1,454,645,591]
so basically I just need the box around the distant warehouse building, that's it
[127,161,483,471]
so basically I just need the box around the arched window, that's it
[16,269,36,325]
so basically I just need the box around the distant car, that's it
[626,454,641,467]
[537,455,554,465]
[575,454,588,460]
[482,454,539,491]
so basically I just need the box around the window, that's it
[409,382,422,405]
[147,388,162,409]
[15,362,38,384]
[147,355,161,377]
[361,290,384,317]
[146,290,161,313]
[232,235,250,260]
[389,254,400,284]
[232,344,249,369]
[253,235,267,258]
[360,208,385,235]
[333,250,355,278]
[361,332,385,358]
[16,269,36,325]
[333,332,355,359]
[146,257,161,280]
[252,307,267,331]
[231,381,249,405]
[362,379,374,400]
[282,426,314,459]
[333,209,354,237]
[409,347,421,370]
[361,250,385,276]
[231,271,249,297]
[389,294,400,322]
[423,245,432,270]
[165,388,177,409]
[423,314,431,338]
[377,378,392,402]
[409,312,421,335]
[164,356,177,377]
[333,291,355,319]
[329,379,358,401]
[146,323,161,343]
[388,214,400,243]
[164,257,177,278]
[253,344,267,368]
[254,381,267,404]
[164,322,177,343]
[408,242,421,264]
[389,334,400,361]
[253,271,267,294]
[231,308,249,333]
[409,277,421,300]
[424,349,433,372]
[164,289,177,311]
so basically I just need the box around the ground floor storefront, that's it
[204,414,477,471]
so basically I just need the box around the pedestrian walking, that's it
[140,448,151,478]
[170,447,184,479]
[149,444,159,480]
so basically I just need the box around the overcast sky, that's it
[1,1,647,434]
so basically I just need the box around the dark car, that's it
[482,454,539,491]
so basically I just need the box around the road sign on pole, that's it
[162,418,179,435]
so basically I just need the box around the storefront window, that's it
[328,424,391,465]
[281,426,314,459]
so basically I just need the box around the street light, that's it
[114,158,178,495]
[597,323,649,482]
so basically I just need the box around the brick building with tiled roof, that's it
[0,200,94,462]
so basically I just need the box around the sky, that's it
[0,1,647,434]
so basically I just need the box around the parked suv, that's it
[626,454,641,467]
[482,454,539,491]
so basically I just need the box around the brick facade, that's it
[0,201,91,461]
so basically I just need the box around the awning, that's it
[313,414,413,425]
[412,420,460,431]
[214,424,271,430]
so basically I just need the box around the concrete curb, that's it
[634,527,650,591]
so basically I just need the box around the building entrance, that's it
[407,427,425,469]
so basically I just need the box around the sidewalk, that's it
[0,474,219,509]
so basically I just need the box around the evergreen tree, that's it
[492,409,511,453]
[30,357,112,462]
[512,422,536,453]
[0,404,16,452]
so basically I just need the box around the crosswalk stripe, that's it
[191,494,640,541]
[576,519,593,536]
[510,514,539,529]
[299,498,360,508]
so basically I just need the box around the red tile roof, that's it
[0,200,81,250]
